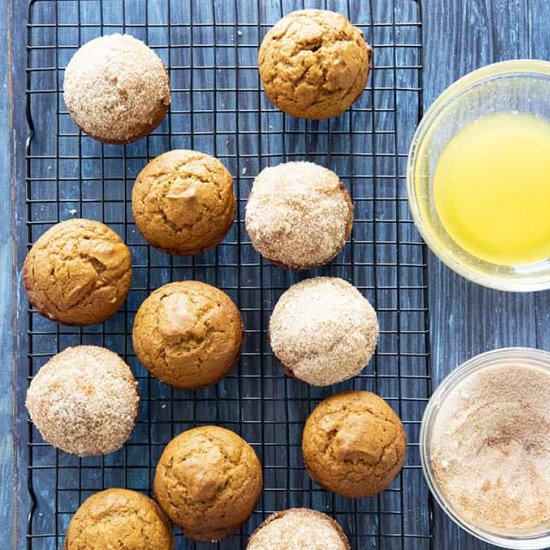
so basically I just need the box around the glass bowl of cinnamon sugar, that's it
[420,348,550,549]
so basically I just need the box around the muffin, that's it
[132,150,235,255]
[23,218,132,326]
[245,162,353,270]
[302,391,406,498]
[154,425,263,542]
[132,281,243,389]
[64,488,174,549]
[269,277,378,385]
[258,10,372,119]
[64,34,170,144]
[247,508,350,550]
[26,346,139,457]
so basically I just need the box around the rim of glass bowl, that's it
[407,59,550,292]
[420,347,550,549]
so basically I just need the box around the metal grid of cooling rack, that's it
[23,0,432,548]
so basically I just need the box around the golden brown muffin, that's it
[245,162,353,270]
[247,508,350,550]
[258,10,372,119]
[302,391,406,498]
[132,150,236,255]
[64,34,170,144]
[154,426,263,542]
[23,218,132,326]
[26,346,139,457]
[63,488,174,550]
[269,277,378,386]
[132,281,243,389]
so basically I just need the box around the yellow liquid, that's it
[433,112,550,266]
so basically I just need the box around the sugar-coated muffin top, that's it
[245,162,353,270]
[23,218,132,326]
[64,33,170,143]
[302,391,406,498]
[133,281,243,389]
[64,488,174,550]
[269,277,378,385]
[247,508,350,550]
[132,150,235,255]
[259,9,372,119]
[154,425,263,542]
[26,346,139,457]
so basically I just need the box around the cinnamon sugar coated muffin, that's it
[245,162,353,269]
[26,346,139,457]
[64,489,174,550]
[132,150,236,255]
[259,10,372,119]
[64,34,170,144]
[269,278,378,385]
[154,426,263,542]
[302,391,406,498]
[23,219,132,326]
[247,508,350,550]
[132,281,243,389]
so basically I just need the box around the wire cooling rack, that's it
[23,0,431,548]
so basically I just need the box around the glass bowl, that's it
[420,347,550,549]
[407,60,550,291]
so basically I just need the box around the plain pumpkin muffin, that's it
[269,277,378,385]
[247,508,350,550]
[26,346,139,457]
[258,10,372,119]
[64,34,170,144]
[302,391,406,498]
[23,218,132,326]
[63,488,174,550]
[245,162,353,270]
[154,425,263,542]
[132,281,243,389]
[132,150,236,255]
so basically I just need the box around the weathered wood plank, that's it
[0,0,15,546]
[424,0,550,548]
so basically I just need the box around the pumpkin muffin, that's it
[154,426,263,542]
[247,508,350,550]
[258,10,372,119]
[64,488,174,550]
[269,277,378,386]
[26,346,139,457]
[64,34,170,144]
[302,391,406,498]
[23,218,132,326]
[132,150,235,255]
[132,281,243,389]
[245,162,353,270]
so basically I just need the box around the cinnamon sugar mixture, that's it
[431,364,550,534]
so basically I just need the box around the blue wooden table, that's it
[1,1,549,549]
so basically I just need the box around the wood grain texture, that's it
[424,1,550,549]
[0,0,15,545]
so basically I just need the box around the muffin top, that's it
[258,10,372,119]
[245,162,353,270]
[23,218,132,326]
[247,508,350,550]
[302,391,406,498]
[132,150,235,255]
[26,346,139,457]
[64,34,170,144]
[64,488,174,550]
[132,281,243,389]
[269,277,378,385]
[154,425,263,542]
